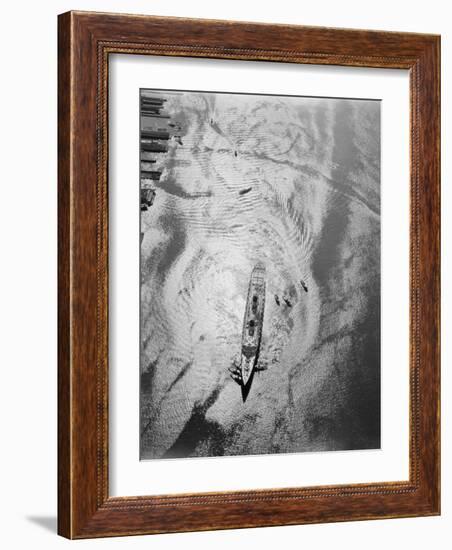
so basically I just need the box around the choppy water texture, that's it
[140,90,380,459]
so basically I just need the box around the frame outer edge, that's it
[422,36,441,515]
[57,11,73,539]
[408,37,441,516]
[437,36,441,516]
[57,10,441,538]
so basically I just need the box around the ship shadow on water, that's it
[240,363,255,402]
[239,339,265,403]
[229,345,263,403]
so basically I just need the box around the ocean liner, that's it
[240,263,266,386]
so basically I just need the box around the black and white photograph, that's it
[139,88,381,460]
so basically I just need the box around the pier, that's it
[140,93,180,212]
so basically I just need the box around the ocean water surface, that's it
[139,90,381,459]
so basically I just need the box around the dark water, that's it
[140,90,380,459]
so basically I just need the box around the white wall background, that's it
[0,1,449,548]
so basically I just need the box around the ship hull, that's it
[240,264,266,386]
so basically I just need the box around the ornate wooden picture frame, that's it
[58,11,440,539]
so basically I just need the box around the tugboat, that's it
[240,263,266,386]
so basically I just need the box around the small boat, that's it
[239,187,252,196]
[240,264,266,386]
[300,279,308,293]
